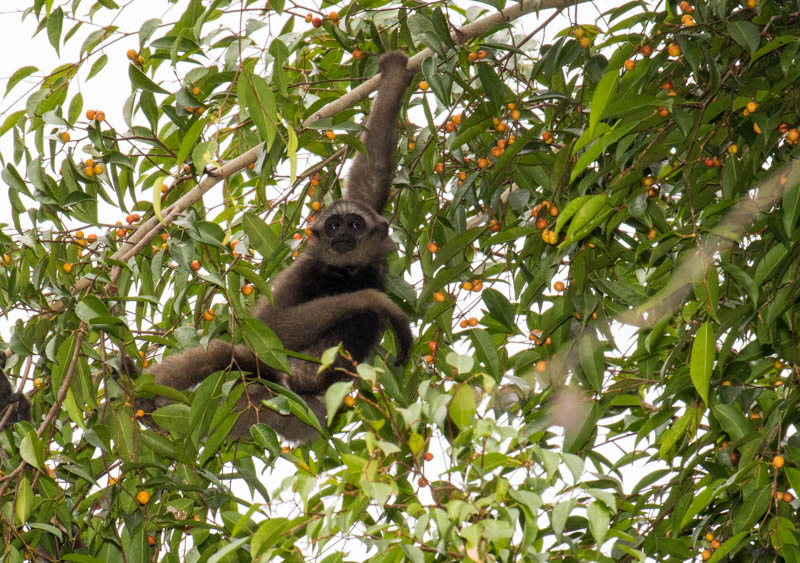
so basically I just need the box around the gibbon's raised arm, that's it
[344,51,416,212]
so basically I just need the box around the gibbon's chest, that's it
[299,264,384,302]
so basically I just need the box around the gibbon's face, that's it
[323,212,368,254]
[310,200,392,266]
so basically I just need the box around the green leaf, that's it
[128,63,169,94]
[733,485,770,533]
[47,7,63,54]
[16,475,33,524]
[711,403,753,442]
[449,384,476,428]
[476,63,505,111]
[5,66,38,96]
[588,70,618,139]
[578,330,604,392]
[783,179,800,236]
[728,20,761,54]
[587,501,609,545]
[75,295,112,325]
[87,53,108,80]
[240,318,291,374]
[690,322,714,404]
[325,380,353,424]
[238,69,277,149]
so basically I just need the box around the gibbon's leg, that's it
[258,288,413,364]
[229,381,326,443]
[345,51,416,211]
[148,340,274,392]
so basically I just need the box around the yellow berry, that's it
[136,490,151,504]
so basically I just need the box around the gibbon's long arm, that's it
[261,288,413,364]
[345,51,416,212]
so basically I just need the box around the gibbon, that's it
[141,51,416,442]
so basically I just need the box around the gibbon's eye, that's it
[345,214,366,231]
[324,214,345,237]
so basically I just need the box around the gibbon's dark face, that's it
[309,200,393,267]
[324,212,367,254]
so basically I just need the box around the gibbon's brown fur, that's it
[0,353,31,431]
[143,52,416,442]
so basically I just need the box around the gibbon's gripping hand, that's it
[0,355,31,430]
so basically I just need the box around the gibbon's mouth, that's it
[331,239,356,253]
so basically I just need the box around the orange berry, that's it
[472,280,482,291]
[549,205,559,217]
[352,48,363,60]
[135,409,145,418]
[328,10,339,22]
[126,49,138,61]
[667,42,681,57]
[424,354,434,364]
[477,157,490,169]
[773,455,785,468]
[535,218,548,229]
[418,477,428,487]
[476,49,487,59]
[325,130,335,140]
[679,1,692,12]
[191,260,201,272]
[542,131,552,143]
[705,533,714,542]
[84,167,94,177]
[579,37,590,49]
[305,13,313,22]
[495,122,507,133]
[536,360,547,373]
[136,490,151,504]
[148,535,156,546]
[433,162,444,174]
[468,317,478,327]
[661,81,673,91]
[343,395,356,407]
[491,146,504,158]
[746,101,757,113]
[408,141,415,151]
[85,109,96,120]
[574,28,585,39]
[433,291,446,303]
[427,242,438,253]
[459,320,469,329]
[788,129,800,143]
[461,281,473,291]
[423,452,434,461]
[95,110,105,121]
[784,492,794,502]
[242,284,253,296]
[203,309,215,321]
[681,14,695,26]
[311,17,322,27]
[311,201,322,211]
[657,107,670,118]
[59,131,70,142]
[753,122,762,134]
[116,228,126,237]
[554,280,565,292]
[624,59,635,71]
[701,549,711,561]
[452,113,462,125]
[458,171,467,181]
[468,52,479,63]
[445,121,456,132]
[647,228,657,240]
[63,262,73,273]
[93,163,104,175]
[418,81,429,91]
[641,44,653,57]
[711,540,721,549]
[511,109,521,121]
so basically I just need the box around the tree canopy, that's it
[1,0,800,561]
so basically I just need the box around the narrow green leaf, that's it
[690,322,714,404]
[46,7,63,54]
[16,475,33,524]
[728,20,761,54]
[578,330,604,392]
[477,63,505,110]
[128,64,169,94]
[587,501,610,545]
[782,179,800,236]
[588,70,618,139]
[87,53,108,80]
[5,66,38,96]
